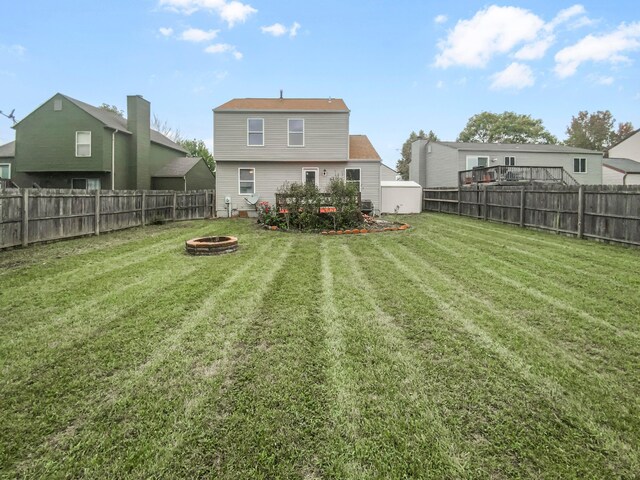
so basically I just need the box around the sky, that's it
[1,0,639,168]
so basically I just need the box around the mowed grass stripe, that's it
[380,238,640,440]
[350,236,636,477]
[321,242,468,478]
[3,236,283,477]
[19,240,296,478]
[164,239,330,479]
[412,230,639,339]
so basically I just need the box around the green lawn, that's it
[1,214,639,479]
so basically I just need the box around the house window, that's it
[239,168,255,194]
[574,158,587,173]
[466,156,489,169]
[302,167,318,187]
[288,119,304,146]
[0,163,11,179]
[72,178,101,190]
[247,118,264,146]
[505,156,516,166]
[76,131,91,157]
[345,168,361,191]
[54,99,62,111]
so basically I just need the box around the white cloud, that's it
[554,22,640,78]
[434,14,447,24]
[490,62,535,90]
[548,4,585,29]
[595,75,614,85]
[261,22,301,38]
[180,28,219,42]
[435,6,544,68]
[514,35,555,60]
[158,0,257,27]
[436,80,444,88]
[0,44,27,57]
[204,43,243,59]
[261,23,287,36]
[159,27,174,37]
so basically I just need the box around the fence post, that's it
[519,188,526,228]
[437,190,442,213]
[204,190,210,219]
[21,189,29,247]
[141,191,146,227]
[172,192,177,221]
[457,187,461,216]
[483,186,488,221]
[577,185,585,238]
[94,190,100,236]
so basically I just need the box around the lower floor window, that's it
[239,168,255,194]
[504,156,515,166]
[574,158,586,173]
[72,178,101,190]
[0,163,10,179]
[345,168,361,191]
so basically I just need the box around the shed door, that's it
[302,168,319,187]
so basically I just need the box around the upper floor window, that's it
[574,157,587,173]
[288,119,304,147]
[76,131,91,157]
[345,168,361,191]
[505,156,516,166]
[247,118,264,146]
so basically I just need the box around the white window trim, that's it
[75,131,91,157]
[573,157,587,174]
[238,167,256,196]
[345,167,361,192]
[301,167,319,187]
[0,163,11,179]
[504,156,516,166]
[71,178,101,190]
[288,118,305,147]
[247,118,264,147]
[466,155,489,169]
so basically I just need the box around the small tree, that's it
[457,111,557,144]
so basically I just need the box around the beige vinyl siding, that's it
[608,131,640,162]
[380,163,397,181]
[426,143,459,187]
[215,160,380,217]
[214,111,349,162]
[410,140,427,186]
[602,165,640,185]
[455,150,603,185]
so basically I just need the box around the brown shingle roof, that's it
[214,98,349,112]
[349,135,381,161]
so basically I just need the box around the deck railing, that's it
[458,166,579,186]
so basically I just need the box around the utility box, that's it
[380,181,422,214]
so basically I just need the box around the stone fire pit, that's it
[185,236,238,256]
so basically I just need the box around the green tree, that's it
[396,129,439,180]
[565,110,635,151]
[179,138,215,174]
[457,111,557,144]
[98,103,124,117]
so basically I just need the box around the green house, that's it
[0,93,215,191]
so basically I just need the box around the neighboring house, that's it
[0,93,214,190]
[380,163,399,181]
[607,129,640,162]
[602,158,640,185]
[213,97,382,217]
[0,141,14,183]
[410,140,603,187]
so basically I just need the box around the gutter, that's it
[111,129,119,189]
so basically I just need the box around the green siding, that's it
[151,177,184,191]
[15,95,109,173]
[185,159,216,190]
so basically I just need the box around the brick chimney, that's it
[127,95,151,189]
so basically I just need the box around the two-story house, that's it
[0,93,215,191]
[213,97,382,217]
[411,140,603,187]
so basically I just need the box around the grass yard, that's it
[1,213,639,478]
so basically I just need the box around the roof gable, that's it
[349,135,381,161]
[214,98,349,112]
[152,157,202,177]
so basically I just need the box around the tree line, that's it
[396,110,635,179]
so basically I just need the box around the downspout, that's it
[111,129,119,190]
[183,176,187,192]
[623,173,628,186]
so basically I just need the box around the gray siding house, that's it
[213,97,382,217]
[410,140,603,187]
[607,129,640,162]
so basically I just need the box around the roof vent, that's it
[279,89,283,99]
[328,96,332,103]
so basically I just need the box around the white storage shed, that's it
[380,181,422,214]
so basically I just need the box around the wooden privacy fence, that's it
[424,185,640,247]
[0,188,215,249]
